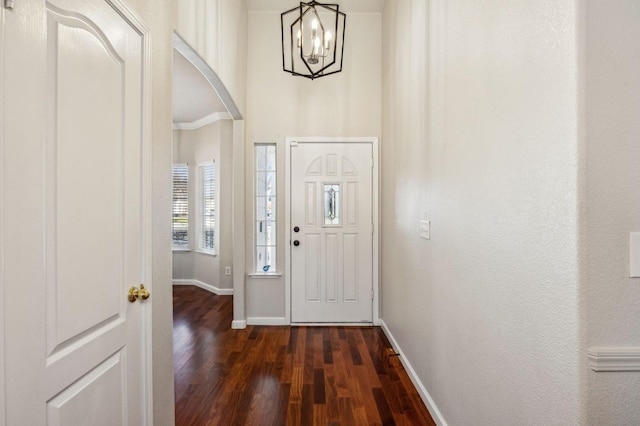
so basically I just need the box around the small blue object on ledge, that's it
[263,265,270,272]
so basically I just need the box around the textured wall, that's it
[583,1,640,424]
[381,0,579,424]
[172,121,234,290]
[244,10,382,319]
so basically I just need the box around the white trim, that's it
[231,121,247,328]
[173,111,232,130]
[247,317,287,326]
[0,5,5,422]
[380,320,448,426]
[587,348,640,372]
[285,137,380,325]
[173,279,233,296]
[292,322,373,327]
[231,320,247,329]
[248,272,282,278]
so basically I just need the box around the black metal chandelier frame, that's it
[281,1,346,80]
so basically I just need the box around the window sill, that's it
[195,250,216,257]
[248,272,282,279]
[172,248,191,253]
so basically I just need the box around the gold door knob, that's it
[128,284,151,303]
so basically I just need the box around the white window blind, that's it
[172,164,189,249]
[199,162,216,254]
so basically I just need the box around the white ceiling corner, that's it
[246,0,384,13]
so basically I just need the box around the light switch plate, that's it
[420,220,430,240]
[631,233,640,277]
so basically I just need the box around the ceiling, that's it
[173,49,228,125]
[246,0,384,13]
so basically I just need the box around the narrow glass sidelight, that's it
[255,144,277,272]
[324,183,340,225]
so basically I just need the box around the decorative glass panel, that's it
[324,184,340,225]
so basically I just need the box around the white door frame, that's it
[0,5,5,421]
[284,137,380,325]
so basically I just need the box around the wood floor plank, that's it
[173,285,436,425]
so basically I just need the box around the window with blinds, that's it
[199,161,216,254]
[172,164,189,249]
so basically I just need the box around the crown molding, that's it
[173,111,233,130]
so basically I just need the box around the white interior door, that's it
[290,142,374,323]
[2,0,151,424]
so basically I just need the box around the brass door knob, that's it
[128,284,151,303]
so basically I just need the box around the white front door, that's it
[290,141,374,323]
[2,0,151,424]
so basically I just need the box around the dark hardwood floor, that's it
[173,285,436,425]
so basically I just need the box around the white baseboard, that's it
[173,279,233,296]
[247,317,287,326]
[380,320,448,426]
[231,320,247,329]
[587,347,640,372]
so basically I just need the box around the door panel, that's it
[47,352,125,426]
[291,142,373,323]
[3,0,150,423]
[47,5,125,350]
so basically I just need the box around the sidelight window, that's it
[255,144,276,273]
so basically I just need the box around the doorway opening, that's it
[171,32,246,327]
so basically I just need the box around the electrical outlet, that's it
[224,266,231,276]
[420,220,430,240]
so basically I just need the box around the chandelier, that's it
[281,1,346,80]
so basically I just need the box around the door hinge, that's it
[371,158,374,168]
[371,223,374,235]
[4,0,14,10]
[371,289,374,300]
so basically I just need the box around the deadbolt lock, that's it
[128,284,151,303]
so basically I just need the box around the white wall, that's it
[381,0,579,424]
[175,0,248,114]
[124,0,175,424]
[173,121,234,291]
[582,1,640,424]
[245,10,381,320]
